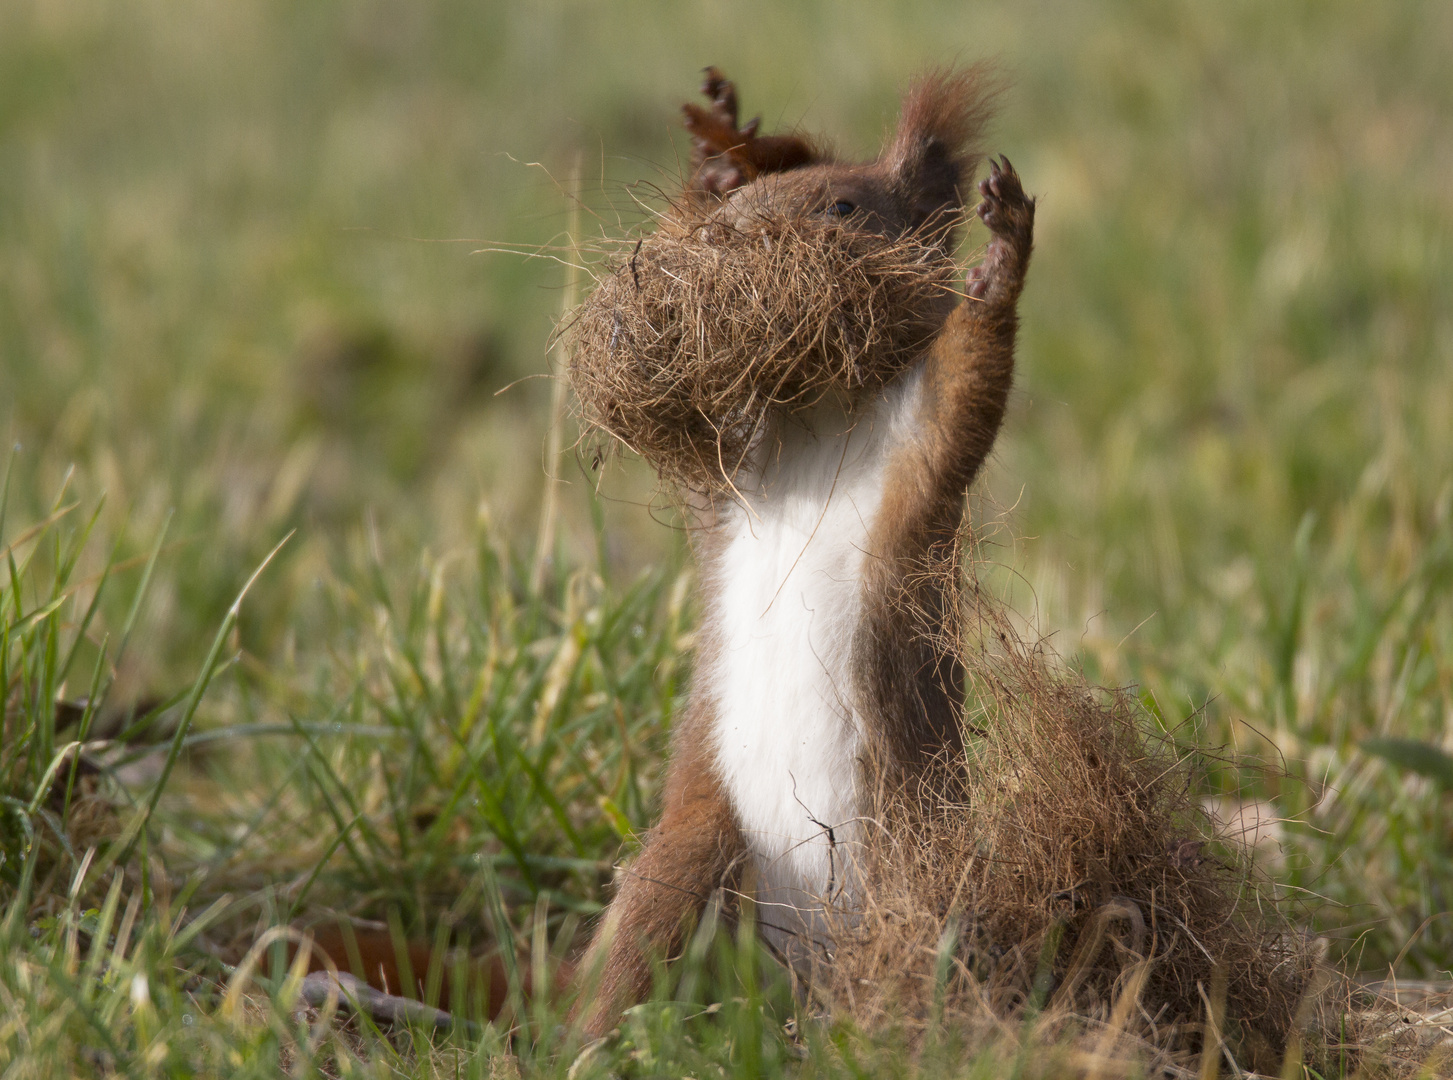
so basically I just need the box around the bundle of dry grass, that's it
[566,209,960,492]
[815,578,1327,1073]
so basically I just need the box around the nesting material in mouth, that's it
[566,208,961,493]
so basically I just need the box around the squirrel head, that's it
[568,67,1000,493]
[687,67,998,254]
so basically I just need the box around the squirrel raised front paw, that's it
[966,156,1035,304]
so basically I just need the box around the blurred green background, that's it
[3,0,1452,971]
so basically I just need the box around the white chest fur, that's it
[701,365,925,949]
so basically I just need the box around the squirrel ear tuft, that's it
[884,65,1000,224]
[684,67,823,198]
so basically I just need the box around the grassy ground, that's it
[2,0,1452,1074]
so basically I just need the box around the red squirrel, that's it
[289,67,1034,1036]
[575,66,1035,1036]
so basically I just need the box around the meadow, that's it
[2,0,1451,1075]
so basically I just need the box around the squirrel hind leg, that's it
[967,156,1035,305]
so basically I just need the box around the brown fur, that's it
[574,66,1033,1039]
[576,689,746,1036]
[861,155,1034,777]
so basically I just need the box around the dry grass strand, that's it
[812,540,1329,1073]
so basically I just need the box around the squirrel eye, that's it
[826,199,856,217]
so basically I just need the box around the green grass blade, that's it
[1362,738,1453,791]
[124,531,292,860]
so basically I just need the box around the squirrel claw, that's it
[974,156,1032,237]
[968,155,1035,303]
